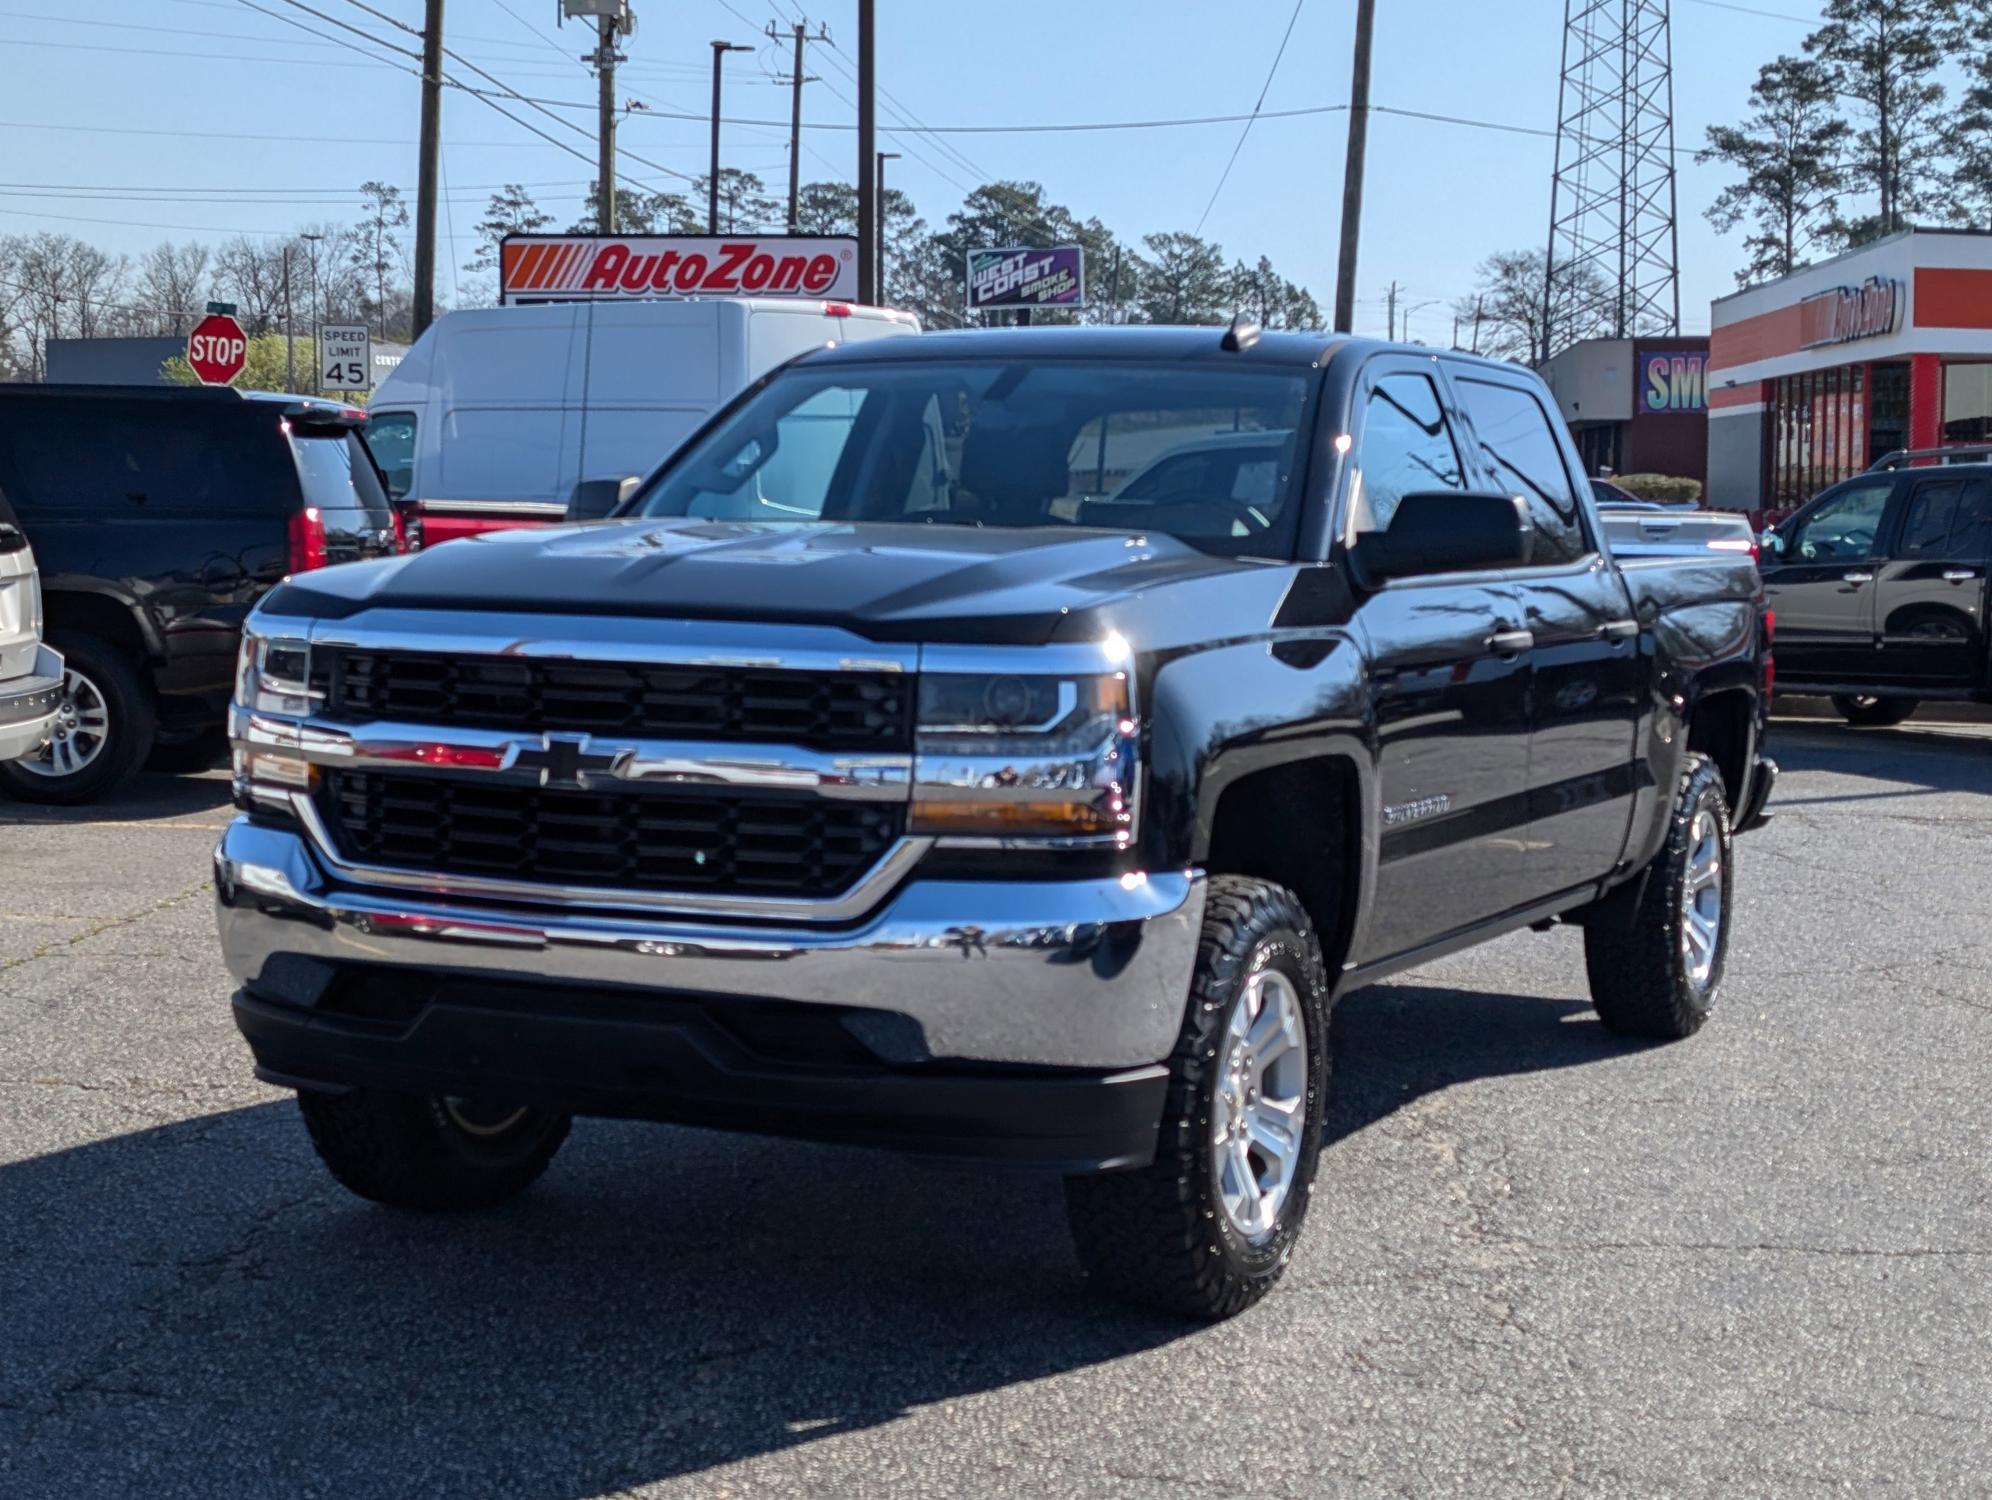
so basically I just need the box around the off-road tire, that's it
[297,1088,571,1212]
[1583,753,1733,1040]
[1064,876,1331,1320]
[1832,694,1916,728]
[0,631,155,805]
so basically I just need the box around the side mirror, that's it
[1353,491,1533,584]
[564,475,641,523]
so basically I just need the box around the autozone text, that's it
[510,241,843,299]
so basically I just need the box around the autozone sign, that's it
[500,235,859,304]
[1799,276,1901,348]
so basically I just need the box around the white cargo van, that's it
[365,298,918,543]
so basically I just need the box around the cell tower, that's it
[1542,0,1682,354]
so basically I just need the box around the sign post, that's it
[319,324,371,392]
[186,313,248,387]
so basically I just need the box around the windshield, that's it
[362,411,416,500]
[629,360,1312,557]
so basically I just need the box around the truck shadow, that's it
[1326,978,1634,1147]
[0,768,233,824]
[0,980,1629,1498]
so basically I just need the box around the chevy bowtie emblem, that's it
[508,733,628,789]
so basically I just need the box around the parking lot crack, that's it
[0,877,209,979]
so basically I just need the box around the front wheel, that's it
[1831,694,1916,728]
[1582,753,1733,1040]
[297,1089,571,1212]
[1064,876,1331,1320]
[0,631,155,805]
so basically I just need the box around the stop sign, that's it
[186,313,248,386]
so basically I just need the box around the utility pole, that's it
[411,0,443,337]
[1470,293,1484,355]
[300,233,323,391]
[1386,280,1398,341]
[596,16,619,232]
[855,0,876,303]
[1333,0,1376,334]
[283,245,296,393]
[708,39,751,233]
[770,20,828,233]
[875,151,899,299]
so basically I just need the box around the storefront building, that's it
[1538,336,1710,484]
[1706,228,1992,511]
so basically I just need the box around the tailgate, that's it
[0,531,41,681]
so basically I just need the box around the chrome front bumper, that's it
[0,646,63,763]
[214,817,1206,1070]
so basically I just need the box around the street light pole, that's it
[300,232,324,393]
[708,40,751,234]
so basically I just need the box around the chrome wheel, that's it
[1210,966,1308,1241]
[439,1097,531,1138]
[1680,807,1724,990]
[18,667,109,780]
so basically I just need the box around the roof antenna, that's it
[1221,311,1261,352]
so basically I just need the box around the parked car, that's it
[365,297,920,545]
[216,327,1776,1319]
[0,495,62,765]
[1760,449,1992,726]
[0,385,402,803]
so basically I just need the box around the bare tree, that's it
[1459,249,1614,366]
[211,236,289,335]
[135,241,213,334]
[2,233,133,378]
[351,181,409,338]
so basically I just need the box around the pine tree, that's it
[1701,55,1851,284]
[465,185,552,275]
[1803,0,1963,240]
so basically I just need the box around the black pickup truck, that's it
[1761,448,1992,725]
[214,327,1776,1319]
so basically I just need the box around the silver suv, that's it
[0,504,62,766]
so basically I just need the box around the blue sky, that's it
[1,0,1834,334]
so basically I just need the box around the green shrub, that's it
[1612,473,1703,503]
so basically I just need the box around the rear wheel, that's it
[297,1088,571,1212]
[1831,694,1916,728]
[1064,876,1330,1320]
[0,632,154,805]
[1583,753,1733,1040]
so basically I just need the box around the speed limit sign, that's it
[319,324,371,391]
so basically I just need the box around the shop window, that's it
[1943,363,1992,444]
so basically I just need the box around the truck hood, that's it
[259,519,1265,644]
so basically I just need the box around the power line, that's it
[1195,0,1307,235]
[330,0,699,185]
[252,0,421,58]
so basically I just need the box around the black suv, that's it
[0,385,402,802]
[1761,446,1992,725]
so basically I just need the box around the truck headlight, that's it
[910,641,1138,845]
[233,624,319,809]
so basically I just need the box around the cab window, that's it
[1349,371,1466,537]
[1785,480,1890,562]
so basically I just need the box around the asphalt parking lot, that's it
[2,716,1989,1499]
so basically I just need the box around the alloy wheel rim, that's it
[1680,807,1724,990]
[1210,966,1308,1241]
[18,668,109,779]
[440,1097,531,1137]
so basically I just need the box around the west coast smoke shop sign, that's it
[499,234,859,304]
[966,246,1086,312]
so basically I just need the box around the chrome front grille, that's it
[310,648,913,752]
[316,768,906,900]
